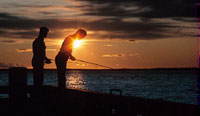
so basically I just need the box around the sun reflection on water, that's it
[66,73,86,89]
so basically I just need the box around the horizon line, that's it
[0,67,198,70]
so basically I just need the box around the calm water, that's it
[0,69,198,105]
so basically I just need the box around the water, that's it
[0,69,198,105]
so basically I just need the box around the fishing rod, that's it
[76,59,113,69]
[50,59,113,69]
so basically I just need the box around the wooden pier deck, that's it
[0,85,199,116]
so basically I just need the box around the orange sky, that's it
[0,37,198,69]
[0,0,198,69]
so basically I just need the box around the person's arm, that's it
[44,42,52,64]
[68,51,76,61]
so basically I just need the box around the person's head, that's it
[74,28,87,40]
[39,27,49,38]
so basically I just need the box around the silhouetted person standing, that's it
[32,27,51,88]
[55,29,87,89]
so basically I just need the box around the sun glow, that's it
[73,39,82,48]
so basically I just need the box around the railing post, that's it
[9,67,27,101]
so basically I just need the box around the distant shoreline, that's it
[0,68,199,71]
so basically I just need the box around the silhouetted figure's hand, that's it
[70,56,76,61]
[45,59,52,64]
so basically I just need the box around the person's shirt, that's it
[59,35,74,56]
[32,37,46,66]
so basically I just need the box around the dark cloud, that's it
[84,19,181,39]
[0,40,16,43]
[0,13,21,19]
[0,13,78,30]
[13,31,38,39]
[0,29,37,39]
[0,13,77,39]
[128,40,135,42]
[75,0,194,19]
[40,11,56,15]
[2,3,56,8]
[0,0,196,41]
[0,13,193,40]
[0,13,172,40]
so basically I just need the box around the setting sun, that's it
[73,39,82,48]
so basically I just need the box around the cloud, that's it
[0,62,24,69]
[0,30,37,39]
[73,0,196,39]
[102,54,125,58]
[76,63,87,67]
[0,39,24,44]
[0,12,195,40]
[0,13,21,19]
[75,0,194,19]
[0,40,16,43]
[0,0,196,41]
[128,40,135,42]
[16,48,32,53]
[102,53,140,58]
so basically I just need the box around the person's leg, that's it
[33,66,44,88]
[33,67,39,87]
[38,67,44,87]
[32,66,44,98]
[56,54,66,89]
[57,62,66,89]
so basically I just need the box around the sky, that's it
[0,0,198,69]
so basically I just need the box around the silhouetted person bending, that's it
[32,27,52,88]
[55,29,87,89]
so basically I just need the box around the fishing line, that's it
[76,59,113,69]
[50,59,113,69]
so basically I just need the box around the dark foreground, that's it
[0,86,199,116]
